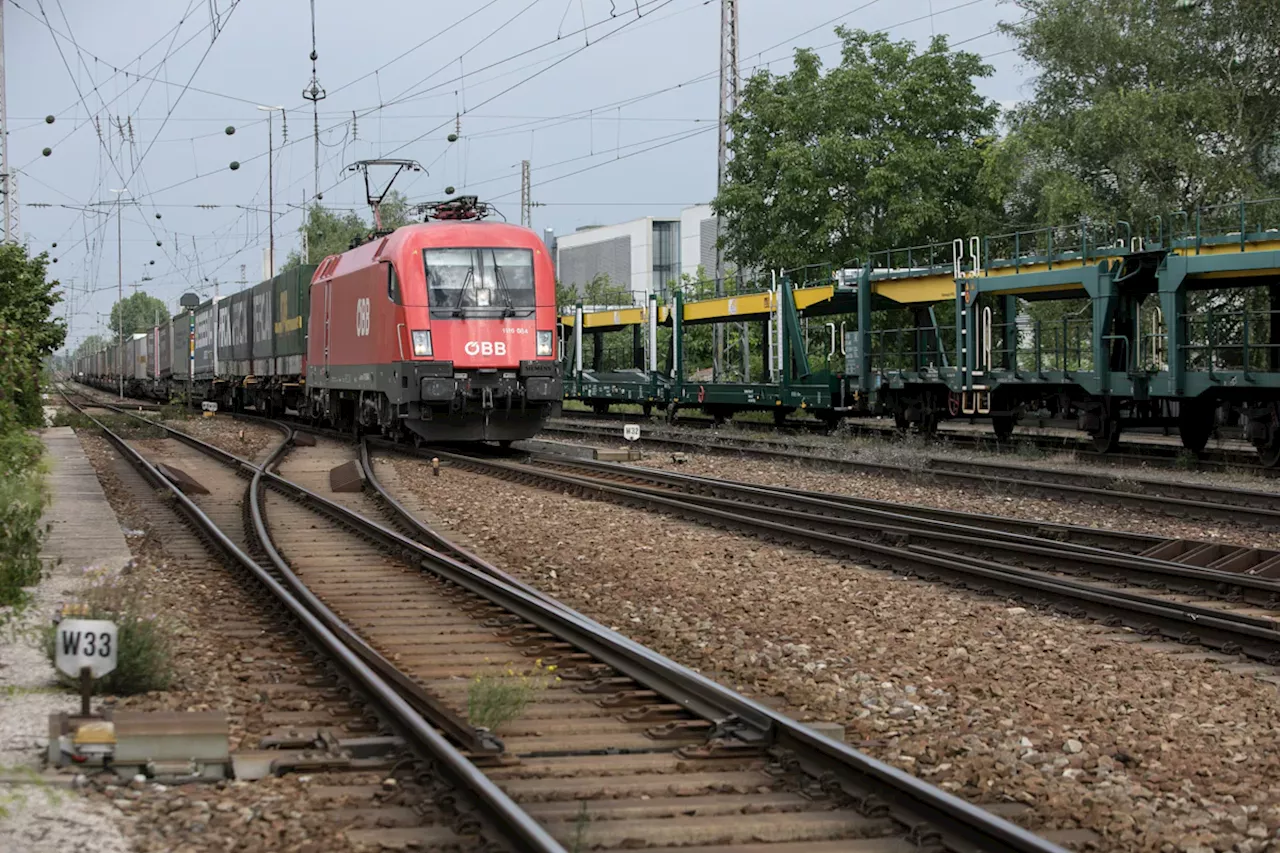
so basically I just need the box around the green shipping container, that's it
[272,265,316,376]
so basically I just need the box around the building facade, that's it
[550,205,722,305]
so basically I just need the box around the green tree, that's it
[284,190,416,269]
[556,273,633,311]
[713,28,999,272]
[0,244,65,428]
[987,0,1280,226]
[73,334,111,360]
[379,190,414,230]
[109,291,169,338]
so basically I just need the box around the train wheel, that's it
[1260,439,1280,469]
[1091,418,1121,453]
[992,415,1014,442]
[773,408,787,427]
[642,403,652,418]
[592,401,610,416]
[1178,399,1215,453]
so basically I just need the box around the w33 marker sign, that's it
[55,619,118,678]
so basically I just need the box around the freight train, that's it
[563,200,1280,467]
[76,198,563,442]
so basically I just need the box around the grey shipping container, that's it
[171,313,193,380]
[157,320,172,379]
[251,280,273,376]
[216,297,251,375]
[194,301,215,378]
[229,290,252,374]
[129,333,149,381]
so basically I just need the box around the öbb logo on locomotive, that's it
[464,340,507,357]
[355,297,371,336]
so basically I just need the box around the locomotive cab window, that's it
[385,261,401,304]
[424,247,535,318]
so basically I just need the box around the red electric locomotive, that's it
[305,197,562,442]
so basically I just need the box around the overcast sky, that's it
[5,0,1032,349]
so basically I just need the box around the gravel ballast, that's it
[393,456,1280,853]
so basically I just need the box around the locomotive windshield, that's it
[423,247,535,317]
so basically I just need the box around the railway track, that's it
[549,414,1271,476]
[417,446,1280,667]
[57,389,1068,852]
[542,421,1280,527]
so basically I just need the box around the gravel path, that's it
[0,431,135,853]
[393,455,1280,853]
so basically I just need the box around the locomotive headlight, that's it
[411,330,433,357]
[536,330,553,356]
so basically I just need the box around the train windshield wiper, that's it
[491,255,516,317]
[451,266,475,317]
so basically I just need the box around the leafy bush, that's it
[0,431,47,608]
[45,564,174,695]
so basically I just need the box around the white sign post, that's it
[201,401,218,418]
[55,619,118,716]
[623,424,640,442]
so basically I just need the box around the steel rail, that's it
[553,409,1266,470]
[425,447,1280,664]
[55,389,564,853]
[247,435,506,757]
[77,400,504,757]
[91,402,1068,853]
[551,412,1268,473]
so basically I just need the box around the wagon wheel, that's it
[1260,439,1280,469]
[992,415,1015,442]
[1091,418,1121,453]
[1177,399,1215,453]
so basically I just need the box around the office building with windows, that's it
[550,204,722,304]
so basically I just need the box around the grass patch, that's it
[159,401,195,421]
[0,764,62,819]
[48,409,94,430]
[1174,450,1200,470]
[44,564,174,695]
[93,413,167,440]
[467,660,556,731]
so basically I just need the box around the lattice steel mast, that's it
[520,160,531,228]
[0,0,15,243]
[714,0,740,379]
